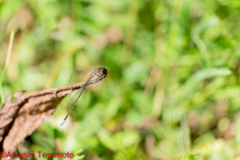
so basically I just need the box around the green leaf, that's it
[97,129,117,151]
[181,153,201,160]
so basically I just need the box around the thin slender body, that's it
[60,68,101,126]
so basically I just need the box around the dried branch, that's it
[0,67,107,153]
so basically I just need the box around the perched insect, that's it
[60,68,104,126]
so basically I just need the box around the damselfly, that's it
[60,68,103,126]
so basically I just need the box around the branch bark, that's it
[0,67,107,153]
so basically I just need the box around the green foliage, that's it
[1,0,240,159]
[181,153,201,160]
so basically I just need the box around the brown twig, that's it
[0,67,107,153]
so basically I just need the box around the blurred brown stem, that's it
[0,67,107,152]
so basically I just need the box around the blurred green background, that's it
[1,0,240,159]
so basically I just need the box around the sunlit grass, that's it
[0,30,15,106]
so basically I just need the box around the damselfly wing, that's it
[60,68,103,126]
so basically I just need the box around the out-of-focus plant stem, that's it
[0,30,15,105]
[122,0,138,64]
